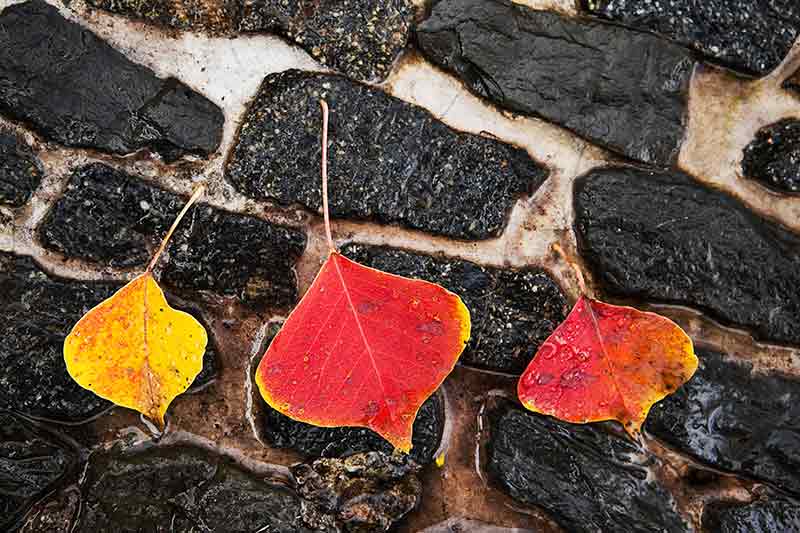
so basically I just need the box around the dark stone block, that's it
[263,388,444,464]
[487,402,689,533]
[703,496,800,533]
[584,0,800,77]
[574,166,800,346]
[417,0,694,166]
[39,163,306,308]
[0,252,115,421]
[78,445,311,532]
[342,244,568,373]
[0,252,218,422]
[646,350,800,496]
[0,1,223,160]
[742,118,800,194]
[225,70,547,240]
[291,451,422,532]
[0,130,42,207]
[784,68,800,95]
[86,0,413,82]
[0,412,77,532]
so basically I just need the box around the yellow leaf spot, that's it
[435,451,446,467]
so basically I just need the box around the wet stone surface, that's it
[264,386,444,464]
[742,118,800,194]
[574,166,800,346]
[0,252,218,422]
[0,412,77,532]
[0,1,223,161]
[583,0,800,77]
[417,0,694,166]
[39,163,306,308]
[291,451,422,532]
[0,130,42,208]
[87,0,413,82]
[226,70,547,240]
[343,244,568,373]
[77,445,311,532]
[646,349,800,496]
[487,401,689,533]
[703,495,800,533]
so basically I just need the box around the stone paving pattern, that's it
[1,0,799,530]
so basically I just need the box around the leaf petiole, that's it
[319,99,336,254]
[146,184,206,273]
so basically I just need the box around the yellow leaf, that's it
[64,272,207,427]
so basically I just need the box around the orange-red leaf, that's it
[517,296,697,436]
[256,252,470,452]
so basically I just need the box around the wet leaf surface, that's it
[257,252,470,452]
[518,296,697,435]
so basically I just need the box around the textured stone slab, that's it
[742,118,800,194]
[584,0,800,77]
[39,164,306,308]
[703,496,800,533]
[0,131,42,207]
[487,402,689,533]
[0,412,77,532]
[291,451,421,533]
[87,0,413,82]
[264,386,444,464]
[574,166,800,346]
[646,350,800,496]
[0,252,217,422]
[417,0,694,166]
[0,1,223,161]
[226,70,547,240]
[342,244,568,373]
[79,446,311,532]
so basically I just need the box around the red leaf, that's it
[517,296,697,436]
[256,252,470,452]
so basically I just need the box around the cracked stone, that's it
[225,70,547,240]
[742,118,800,194]
[417,0,694,166]
[342,243,568,373]
[0,252,218,422]
[291,451,422,532]
[574,166,800,346]
[263,382,444,464]
[0,412,77,532]
[646,349,800,496]
[86,0,413,82]
[487,401,689,533]
[583,0,800,77]
[39,163,306,308]
[77,445,311,532]
[703,495,800,533]
[0,1,223,161]
[0,130,42,207]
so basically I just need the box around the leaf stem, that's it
[552,242,588,296]
[146,184,206,273]
[319,99,336,254]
